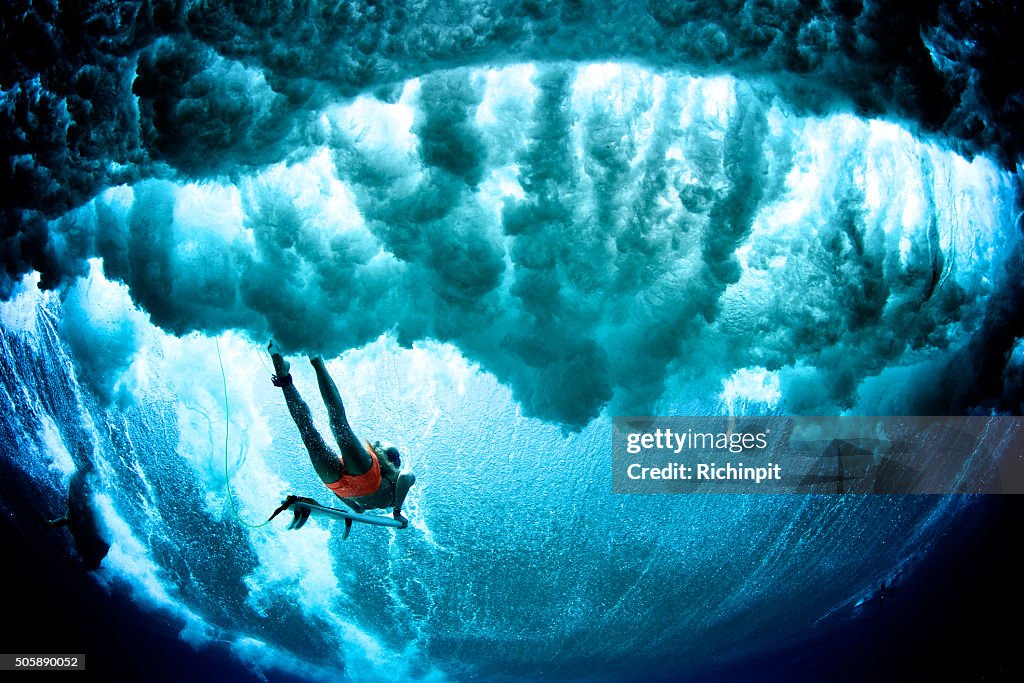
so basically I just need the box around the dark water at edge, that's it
[4,431,1022,683]
[0,452,307,683]
[695,495,1024,683]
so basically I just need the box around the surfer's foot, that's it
[268,342,289,372]
[269,342,291,386]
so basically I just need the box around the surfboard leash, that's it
[216,338,273,529]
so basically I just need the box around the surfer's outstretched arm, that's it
[392,471,415,526]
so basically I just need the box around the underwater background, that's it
[2,1,1023,681]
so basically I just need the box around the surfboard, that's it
[291,501,404,528]
[268,495,405,537]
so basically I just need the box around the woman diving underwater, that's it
[268,345,415,530]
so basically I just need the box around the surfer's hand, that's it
[393,510,408,529]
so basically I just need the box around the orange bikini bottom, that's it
[325,440,381,499]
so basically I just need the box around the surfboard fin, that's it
[343,518,353,541]
[288,505,313,530]
[268,495,318,530]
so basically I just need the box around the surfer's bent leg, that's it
[271,352,343,484]
[310,357,373,476]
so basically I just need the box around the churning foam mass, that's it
[38,70,1024,425]
[1,1,1023,682]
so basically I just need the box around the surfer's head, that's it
[373,441,402,469]
[383,446,401,468]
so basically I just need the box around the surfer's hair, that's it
[372,441,401,474]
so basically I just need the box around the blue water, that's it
[3,3,1023,680]
[0,282,981,682]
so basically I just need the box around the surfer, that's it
[45,467,111,570]
[269,346,415,528]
